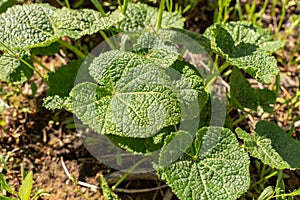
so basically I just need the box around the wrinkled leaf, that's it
[18,171,33,200]
[0,4,57,50]
[154,127,250,200]
[0,51,33,84]
[114,2,184,32]
[53,7,123,40]
[71,50,207,138]
[158,28,211,52]
[43,60,83,110]
[236,121,300,169]
[204,21,280,83]
[0,4,122,50]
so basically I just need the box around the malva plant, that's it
[0,1,299,200]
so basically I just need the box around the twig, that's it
[61,157,100,190]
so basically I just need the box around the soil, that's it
[0,1,299,200]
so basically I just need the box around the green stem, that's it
[232,113,248,126]
[258,0,269,25]
[217,0,223,22]
[99,31,115,50]
[276,0,287,34]
[90,0,106,16]
[64,0,70,8]
[156,0,166,31]
[32,57,51,73]
[122,0,129,14]
[218,62,230,74]
[112,158,148,190]
[55,0,64,7]
[248,0,256,22]
[0,41,45,82]
[235,0,243,21]
[58,40,85,59]
[288,35,300,66]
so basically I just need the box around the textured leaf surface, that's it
[236,121,300,169]
[0,4,57,50]
[158,28,211,52]
[155,127,250,200]
[0,4,122,50]
[114,3,184,32]
[204,22,280,83]
[43,60,82,110]
[0,51,33,84]
[71,50,207,138]
[53,7,123,39]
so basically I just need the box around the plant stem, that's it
[217,0,223,22]
[122,0,129,14]
[248,0,256,22]
[276,0,287,34]
[58,40,86,59]
[288,35,300,66]
[257,0,268,25]
[232,113,248,126]
[0,41,45,82]
[112,158,148,190]
[100,31,116,50]
[156,0,166,31]
[32,57,51,73]
[64,0,70,8]
[90,0,106,16]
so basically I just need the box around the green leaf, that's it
[0,196,18,200]
[71,50,207,138]
[154,127,250,200]
[53,7,123,40]
[204,21,280,83]
[256,88,276,113]
[158,28,211,52]
[0,0,16,13]
[99,174,119,200]
[236,121,300,169]
[230,67,258,110]
[0,4,123,50]
[113,2,184,32]
[43,60,83,110]
[0,173,16,195]
[257,186,274,200]
[31,42,60,56]
[0,51,33,84]
[18,171,33,200]
[0,4,57,50]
